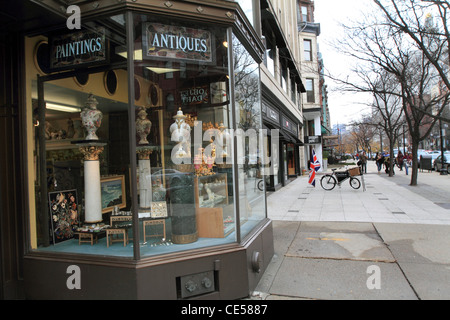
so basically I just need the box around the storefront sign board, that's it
[143,23,213,63]
[50,27,108,70]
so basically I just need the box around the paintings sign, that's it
[101,175,126,213]
[48,189,79,244]
[49,27,108,71]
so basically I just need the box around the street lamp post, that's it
[403,125,406,155]
[440,118,447,175]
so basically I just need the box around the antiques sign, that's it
[143,23,212,62]
[50,27,107,70]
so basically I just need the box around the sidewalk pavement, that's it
[251,161,450,300]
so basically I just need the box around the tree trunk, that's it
[410,142,418,186]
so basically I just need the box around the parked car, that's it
[427,150,441,163]
[433,155,450,173]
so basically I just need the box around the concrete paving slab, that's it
[374,223,450,264]
[269,257,417,300]
[398,262,450,300]
[286,232,395,262]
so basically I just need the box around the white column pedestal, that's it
[84,160,103,223]
[139,159,152,209]
[78,142,106,224]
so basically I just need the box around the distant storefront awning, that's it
[280,130,303,146]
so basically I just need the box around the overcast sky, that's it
[314,0,375,127]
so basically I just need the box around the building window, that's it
[265,36,276,77]
[304,39,312,61]
[280,61,288,92]
[306,78,314,103]
[291,77,296,104]
[301,6,308,22]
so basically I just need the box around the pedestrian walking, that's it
[404,152,411,175]
[360,151,368,174]
[385,156,395,175]
[397,151,404,171]
[375,152,384,174]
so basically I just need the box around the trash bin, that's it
[420,155,432,171]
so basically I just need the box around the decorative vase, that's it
[136,107,152,145]
[169,107,191,143]
[80,94,103,140]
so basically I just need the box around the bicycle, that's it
[320,167,363,191]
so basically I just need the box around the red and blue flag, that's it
[309,149,321,186]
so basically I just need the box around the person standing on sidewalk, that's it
[360,152,368,174]
[375,152,384,174]
[404,152,411,175]
[397,151,404,171]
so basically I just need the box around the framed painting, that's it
[48,189,79,244]
[101,175,126,213]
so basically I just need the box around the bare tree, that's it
[327,2,450,184]
[374,0,450,124]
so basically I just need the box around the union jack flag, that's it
[309,149,321,186]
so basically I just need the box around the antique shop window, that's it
[28,14,135,256]
[232,34,266,239]
[132,14,235,256]
[26,11,266,259]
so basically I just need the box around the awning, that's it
[280,130,303,146]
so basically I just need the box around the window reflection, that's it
[232,34,265,238]
[133,15,235,256]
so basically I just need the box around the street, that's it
[252,160,450,300]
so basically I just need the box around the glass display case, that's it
[195,173,234,238]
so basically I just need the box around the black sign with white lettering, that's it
[306,135,322,144]
[49,27,108,71]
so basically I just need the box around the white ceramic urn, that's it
[136,107,152,145]
[80,94,103,140]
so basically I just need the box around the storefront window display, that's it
[29,13,135,256]
[232,34,265,239]
[27,12,266,259]
[131,14,236,256]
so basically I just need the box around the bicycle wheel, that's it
[257,180,264,191]
[349,177,361,189]
[320,175,337,191]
